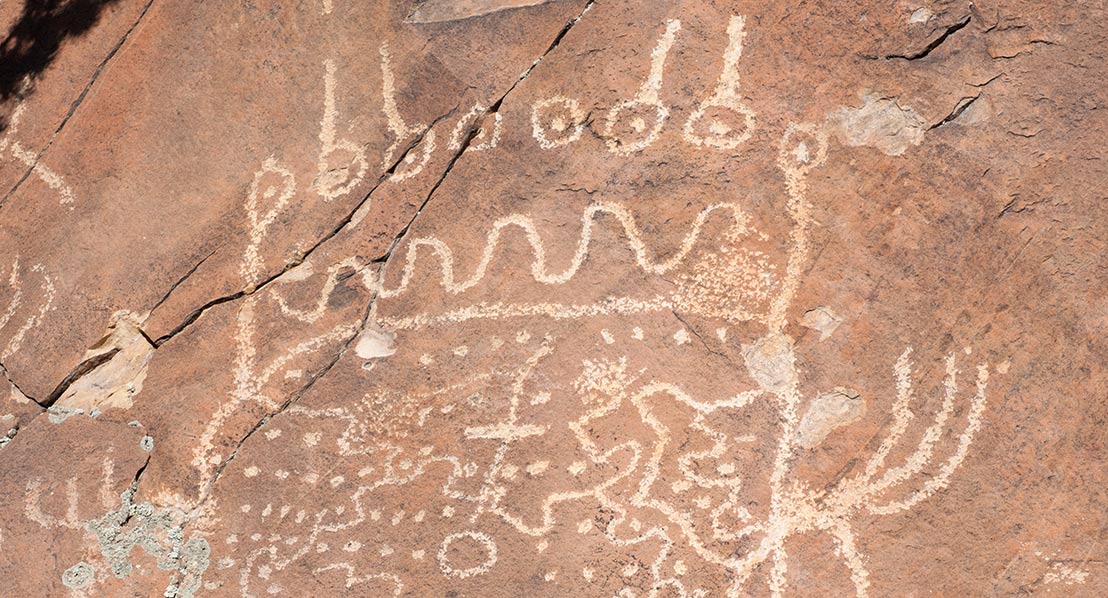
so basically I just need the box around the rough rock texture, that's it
[1,0,1106,596]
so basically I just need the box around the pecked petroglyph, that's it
[178,64,996,594]
[531,96,587,149]
[448,104,503,152]
[602,19,682,155]
[380,41,437,182]
[312,60,368,203]
[368,200,770,330]
[0,4,1047,596]
[683,15,757,150]
[0,257,55,362]
[0,97,78,208]
[152,12,999,594]
[188,154,368,497]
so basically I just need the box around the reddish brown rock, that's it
[0,1,1106,596]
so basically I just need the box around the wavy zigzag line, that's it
[374,201,752,299]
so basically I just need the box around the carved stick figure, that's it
[683,15,757,150]
[603,20,681,155]
[380,42,436,182]
[312,60,368,202]
[721,124,993,598]
[0,98,77,207]
[0,258,55,361]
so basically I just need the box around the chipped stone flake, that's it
[355,326,397,359]
[831,94,926,156]
[801,305,843,340]
[796,387,866,448]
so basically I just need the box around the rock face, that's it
[0,0,1105,596]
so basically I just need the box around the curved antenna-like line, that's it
[865,354,960,497]
[861,348,918,482]
[2,266,53,360]
[868,364,989,515]
[766,123,828,332]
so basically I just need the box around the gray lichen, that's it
[46,405,85,424]
[61,562,95,589]
[74,485,210,597]
[0,425,17,448]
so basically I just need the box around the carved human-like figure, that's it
[683,15,757,150]
[602,20,681,155]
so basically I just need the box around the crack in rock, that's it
[147,108,455,348]
[0,0,158,210]
[884,15,972,60]
[51,311,154,412]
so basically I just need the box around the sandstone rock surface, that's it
[1,0,1106,596]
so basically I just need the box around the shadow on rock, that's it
[0,0,122,130]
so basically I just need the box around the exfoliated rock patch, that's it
[0,1,1106,596]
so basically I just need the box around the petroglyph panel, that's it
[0,1,1106,597]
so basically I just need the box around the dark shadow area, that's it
[0,0,122,130]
